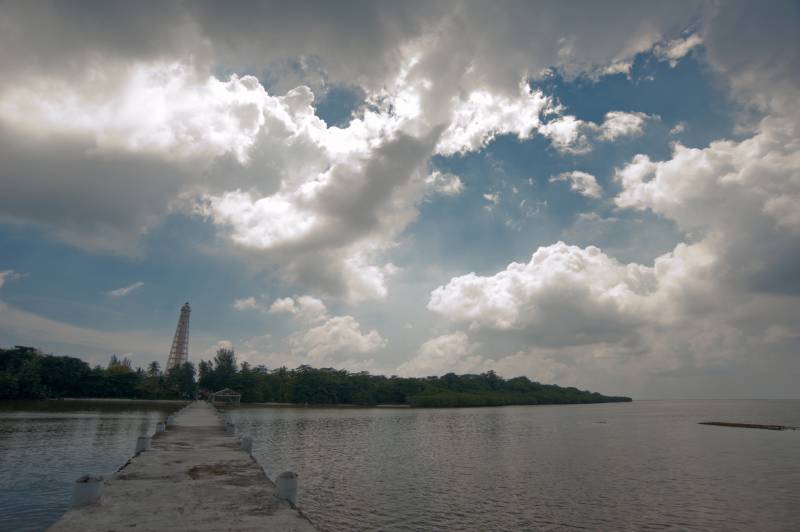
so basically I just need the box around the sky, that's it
[0,1,798,399]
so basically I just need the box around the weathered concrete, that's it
[49,401,316,531]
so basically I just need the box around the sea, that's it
[1,399,798,531]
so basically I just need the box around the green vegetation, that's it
[0,345,631,406]
[0,346,196,400]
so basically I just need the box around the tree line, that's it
[0,345,632,406]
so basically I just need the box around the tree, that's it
[147,361,161,377]
[165,362,196,399]
[39,355,91,397]
[213,348,237,381]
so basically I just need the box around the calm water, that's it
[0,400,181,532]
[227,400,800,531]
[0,400,798,531]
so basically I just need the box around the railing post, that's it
[241,436,252,455]
[276,471,298,507]
[71,475,103,508]
[135,436,151,454]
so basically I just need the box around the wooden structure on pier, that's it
[210,388,241,406]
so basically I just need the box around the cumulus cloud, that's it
[269,295,329,323]
[396,331,487,376]
[428,241,656,343]
[429,108,800,379]
[539,115,592,154]
[0,1,702,297]
[614,116,800,235]
[597,111,651,141]
[106,281,144,297]
[0,63,269,163]
[435,84,553,156]
[288,315,387,363]
[549,171,602,198]
[538,111,653,153]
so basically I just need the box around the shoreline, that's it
[53,398,191,405]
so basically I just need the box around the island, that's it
[1,346,631,407]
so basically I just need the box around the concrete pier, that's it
[48,401,316,531]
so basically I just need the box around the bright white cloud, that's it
[538,115,591,154]
[107,281,144,297]
[598,111,651,141]
[549,171,603,199]
[428,241,656,340]
[269,295,328,323]
[539,110,653,153]
[614,116,800,234]
[436,84,552,156]
[288,315,387,363]
[0,63,270,163]
[202,190,318,249]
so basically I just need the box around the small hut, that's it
[210,388,241,406]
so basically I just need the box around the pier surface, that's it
[48,401,316,531]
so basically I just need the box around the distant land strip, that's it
[1,345,632,408]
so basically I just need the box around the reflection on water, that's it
[228,400,800,532]
[0,400,181,532]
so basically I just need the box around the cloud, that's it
[2,0,798,398]
[288,315,387,364]
[670,122,687,135]
[425,170,464,196]
[0,2,704,297]
[702,1,800,115]
[0,270,22,289]
[482,192,501,212]
[106,281,144,297]
[427,108,800,380]
[538,111,654,154]
[538,115,592,154]
[653,33,703,66]
[428,241,654,344]
[269,295,328,323]
[232,297,260,311]
[614,116,800,236]
[396,331,487,376]
[0,63,269,163]
[191,76,434,302]
[435,84,553,156]
[597,111,651,141]
[549,171,602,198]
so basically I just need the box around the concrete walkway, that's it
[49,401,316,531]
